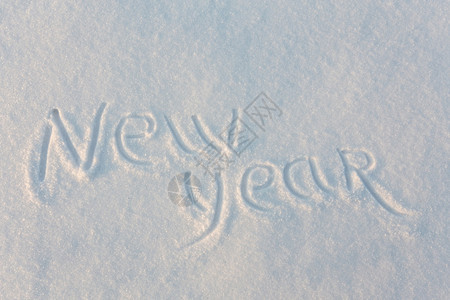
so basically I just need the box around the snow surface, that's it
[0,0,449,298]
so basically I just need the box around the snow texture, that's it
[0,0,448,298]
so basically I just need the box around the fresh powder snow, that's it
[0,1,448,298]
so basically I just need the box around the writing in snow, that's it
[31,97,412,218]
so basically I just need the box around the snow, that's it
[0,0,448,298]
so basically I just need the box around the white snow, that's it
[0,0,448,298]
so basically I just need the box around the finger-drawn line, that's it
[168,171,204,209]
[362,151,376,171]
[115,117,152,165]
[123,114,155,139]
[51,109,80,166]
[308,157,333,193]
[191,115,214,146]
[283,158,313,199]
[253,166,275,191]
[38,125,52,182]
[185,172,223,247]
[183,171,206,211]
[191,196,206,211]
[337,148,406,215]
[227,109,238,146]
[240,165,275,212]
[357,171,405,215]
[164,115,194,154]
[338,148,376,191]
[339,151,353,191]
[83,103,107,170]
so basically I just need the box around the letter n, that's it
[38,103,107,182]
